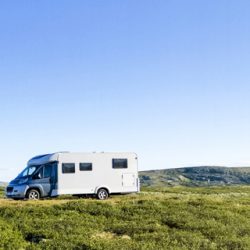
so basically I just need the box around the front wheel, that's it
[27,189,40,200]
[97,188,109,200]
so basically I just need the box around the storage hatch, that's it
[122,173,135,187]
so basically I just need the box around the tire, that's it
[97,188,109,200]
[27,189,40,200]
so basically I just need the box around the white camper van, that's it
[6,152,139,200]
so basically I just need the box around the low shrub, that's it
[0,186,250,249]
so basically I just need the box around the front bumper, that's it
[5,185,28,199]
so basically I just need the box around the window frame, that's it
[79,162,93,171]
[62,163,75,174]
[112,158,128,169]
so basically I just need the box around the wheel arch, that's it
[95,186,110,195]
[25,186,42,198]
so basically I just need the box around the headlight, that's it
[18,178,28,184]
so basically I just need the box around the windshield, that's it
[17,165,41,178]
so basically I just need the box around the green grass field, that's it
[0,186,250,249]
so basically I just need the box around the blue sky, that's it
[1,1,250,181]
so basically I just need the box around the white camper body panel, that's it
[56,152,138,195]
[28,152,139,196]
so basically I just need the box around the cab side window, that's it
[44,165,52,178]
[33,164,53,179]
[33,167,43,179]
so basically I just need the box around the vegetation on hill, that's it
[0,186,250,249]
[0,188,3,198]
[140,166,250,187]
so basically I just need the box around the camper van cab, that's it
[6,152,139,200]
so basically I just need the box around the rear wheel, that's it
[27,189,40,200]
[97,188,109,200]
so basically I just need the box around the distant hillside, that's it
[0,182,7,187]
[2,166,250,188]
[139,166,250,187]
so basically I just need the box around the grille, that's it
[6,187,13,193]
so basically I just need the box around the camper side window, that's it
[62,163,75,174]
[112,159,128,169]
[79,163,92,171]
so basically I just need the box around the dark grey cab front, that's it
[6,162,58,200]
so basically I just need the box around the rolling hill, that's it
[139,166,250,187]
[1,166,250,189]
